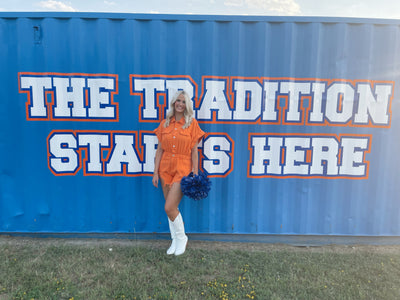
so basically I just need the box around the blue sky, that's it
[0,0,399,19]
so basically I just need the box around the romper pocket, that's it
[161,126,174,145]
[178,129,191,145]
[162,126,174,135]
[179,130,190,136]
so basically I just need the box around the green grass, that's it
[1,238,400,299]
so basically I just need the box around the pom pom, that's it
[181,171,212,201]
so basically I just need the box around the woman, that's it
[153,90,205,256]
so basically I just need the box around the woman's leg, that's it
[163,182,188,255]
[161,180,183,254]
[162,182,188,255]
[161,178,170,201]
[164,182,183,221]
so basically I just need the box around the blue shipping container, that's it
[1,12,400,238]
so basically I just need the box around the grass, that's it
[1,238,400,299]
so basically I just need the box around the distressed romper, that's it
[154,117,205,187]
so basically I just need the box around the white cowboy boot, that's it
[173,213,188,256]
[166,218,176,255]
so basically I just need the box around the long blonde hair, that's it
[164,90,194,129]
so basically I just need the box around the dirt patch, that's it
[1,235,400,255]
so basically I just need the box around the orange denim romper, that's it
[154,117,205,187]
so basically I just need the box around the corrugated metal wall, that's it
[1,12,400,236]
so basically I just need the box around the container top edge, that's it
[0,11,400,25]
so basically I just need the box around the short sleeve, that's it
[190,119,205,149]
[154,120,166,142]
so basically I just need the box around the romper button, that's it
[172,154,175,157]
[173,145,175,148]
[173,136,176,139]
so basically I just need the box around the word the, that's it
[19,73,118,121]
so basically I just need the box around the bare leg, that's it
[161,178,170,200]
[164,182,183,221]
[160,179,176,254]
[161,180,187,255]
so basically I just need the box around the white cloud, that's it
[104,0,117,5]
[246,0,301,15]
[224,0,244,7]
[36,0,77,12]
[224,0,301,15]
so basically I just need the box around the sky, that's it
[0,0,400,19]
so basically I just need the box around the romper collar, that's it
[171,116,186,125]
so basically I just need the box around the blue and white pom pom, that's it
[181,171,211,201]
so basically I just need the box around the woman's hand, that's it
[152,173,159,188]
[153,141,163,188]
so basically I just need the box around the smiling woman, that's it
[153,90,205,256]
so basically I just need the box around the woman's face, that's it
[174,94,186,114]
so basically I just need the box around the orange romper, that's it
[154,117,205,186]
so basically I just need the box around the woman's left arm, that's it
[191,143,199,175]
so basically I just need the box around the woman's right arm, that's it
[152,141,164,188]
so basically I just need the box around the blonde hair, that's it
[164,90,194,129]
